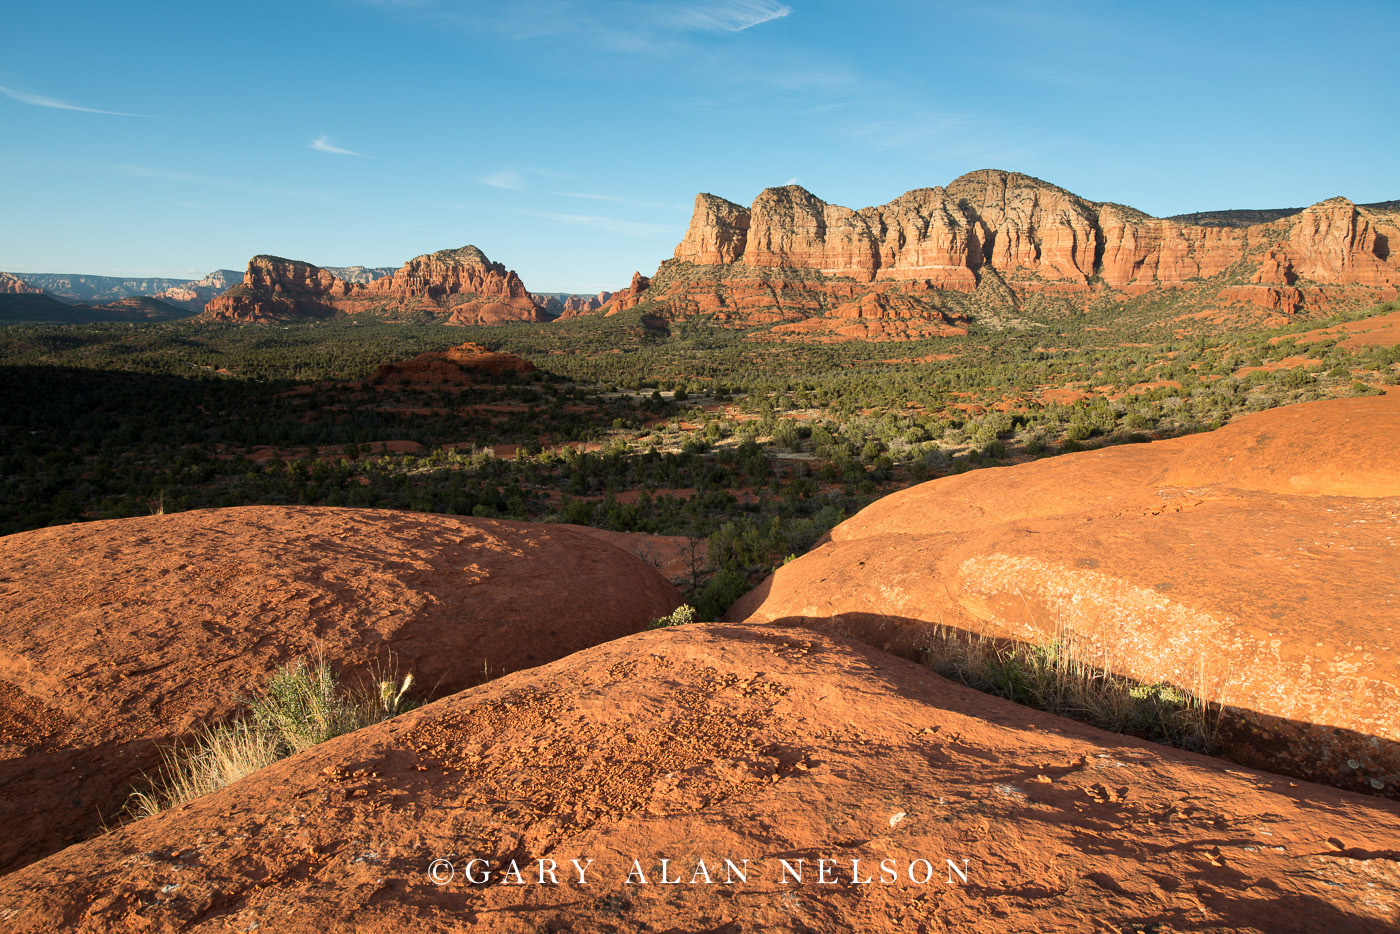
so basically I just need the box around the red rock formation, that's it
[0,272,44,295]
[731,392,1400,797]
[201,256,346,322]
[0,505,679,875]
[5,622,1400,932]
[557,290,613,317]
[599,270,650,315]
[649,170,1400,335]
[530,293,564,316]
[201,247,547,324]
[369,342,535,388]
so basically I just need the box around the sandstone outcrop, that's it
[0,272,44,295]
[556,290,613,317]
[201,247,547,324]
[730,392,1400,797]
[323,265,396,284]
[153,269,244,308]
[529,293,564,316]
[0,505,679,874]
[3,623,1397,931]
[632,169,1400,336]
[368,342,535,388]
[600,270,650,315]
[200,256,346,322]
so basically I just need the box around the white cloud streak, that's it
[0,82,150,117]
[479,169,527,190]
[358,1,791,53]
[558,191,689,212]
[310,133,370,157]
[116,165,330,201]
[532,211,672,238]
[675,1,791,32]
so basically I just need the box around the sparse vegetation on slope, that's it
[126,652,416,819]
[920,626,1219,755]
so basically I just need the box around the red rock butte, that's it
[0,506,679,875]
[368,342,535,389]
[577,169,1400,339]
[200,246,549,324]
[730,391,1400,797]
[2,623,1398,932]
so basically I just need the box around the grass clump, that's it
[920,626,1219,754]
[126,650,417,819]
[126,720,283,819]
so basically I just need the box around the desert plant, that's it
[251,652,357,753]
[123,651,420,824]
[126,719,282,818]
[647,603,697,629]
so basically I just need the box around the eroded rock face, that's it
[0,272,44,295]
[599,271,651,315]
[730,393,1400,797]
[3,623,1398,932]
[0,506,679,874]
[557,290,615,318]
[651,169,1400,332]
[201,247,547,324]
[201,256,346,322]
[368,342,535,388]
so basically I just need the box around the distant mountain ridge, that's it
[0,266,398,313]
[3,270,243,306]
[0,293,194,325]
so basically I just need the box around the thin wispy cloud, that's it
[675,1,791,32]
[532,211,672,238]
[358,1,791,53]
[479,169,527,190]
[558,191,688,212]
[0,82,150,117]
[117,165,330,201]
[310,133,370,157]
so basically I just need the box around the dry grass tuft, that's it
[920,624,1219,754]
[124,649,418,821]
[126,720,282,819]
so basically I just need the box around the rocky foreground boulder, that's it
[730,393,1400,798]
[0,506,679,874]
[1,623,1396,931]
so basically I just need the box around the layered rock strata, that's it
[584,170,1398,333]
[202,247,546,324]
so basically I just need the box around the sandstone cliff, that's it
[201,246,547,324]
[611,169,1400,336]
[0,272,45,295]
[556,290,613,317]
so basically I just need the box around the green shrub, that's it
[695,568,750,621]
[647,603,697,629]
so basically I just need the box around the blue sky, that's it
[1,0,1396,291]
